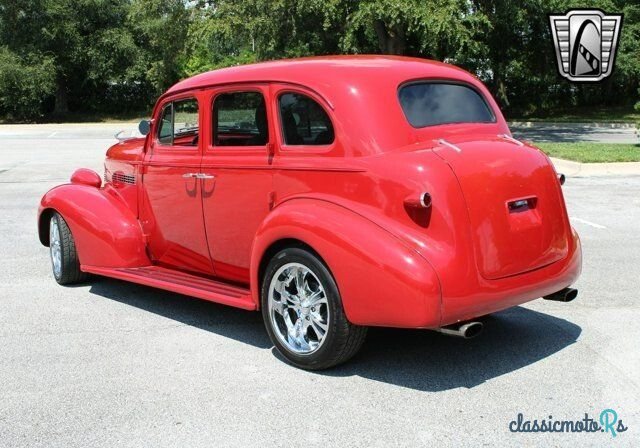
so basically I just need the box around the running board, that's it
[81,265,255,310]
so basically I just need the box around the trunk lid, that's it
[433,135,569,280]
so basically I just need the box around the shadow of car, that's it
[89,277,581,392]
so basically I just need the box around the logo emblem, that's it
[549,9,623,82]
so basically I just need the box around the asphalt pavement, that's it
[509,121,638,144]
[0,124,638,447]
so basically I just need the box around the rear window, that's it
[398,82,495,128]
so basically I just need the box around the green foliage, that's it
[0,0,638,122]
[0,0,147,117]
[128,0,190,95]
[0,48,55,120]
[342,0,489,60]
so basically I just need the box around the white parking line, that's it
[48,132,58,138]
[570,217,607,229]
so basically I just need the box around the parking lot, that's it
[1,124,639,447]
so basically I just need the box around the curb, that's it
[509,121,637,129]
[550,157,640,177]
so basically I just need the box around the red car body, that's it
[38,56,581,331]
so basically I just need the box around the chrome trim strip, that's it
[499,134,524,146]
[438,139,462,153]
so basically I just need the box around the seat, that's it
[314,129,334,145]
[248,101,268,145]
[282,109,304,145]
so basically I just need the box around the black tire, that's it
[261,247,367,370]
[49,212,89,285]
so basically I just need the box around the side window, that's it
[213,92,268,147]
[158,104,173,144]
[279,93,334,146]
[156,98,199,147]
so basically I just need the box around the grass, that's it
[509,106,640,123]
[535,142,640,163]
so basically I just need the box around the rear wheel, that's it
[261,247,367,370]
[49,212,88,285]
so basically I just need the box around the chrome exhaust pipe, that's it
[543,287,578,302]
[438,321,483,339]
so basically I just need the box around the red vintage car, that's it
[38,56,581,369]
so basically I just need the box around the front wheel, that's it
[261,247,367,370]
[49,212,88,285]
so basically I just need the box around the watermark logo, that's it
[509,409,629,438]
[549,9,623,82]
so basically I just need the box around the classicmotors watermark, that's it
[509,409,629,438]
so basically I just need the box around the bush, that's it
[0,48,56,121]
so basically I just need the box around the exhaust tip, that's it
[544,287,578,302]
[437,321,483,339]
[460,322,483,339]
[564,288,578,302]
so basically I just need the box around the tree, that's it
[183,0,351,75]
[0,0,144,116]
[0,47,55,120]
[342,0,488,62]
[0,0,638,121]
[127,0,191,96]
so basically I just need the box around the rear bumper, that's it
[438,227,582,326]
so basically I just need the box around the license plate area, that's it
[508,196,537,213]
[506,196,541,232]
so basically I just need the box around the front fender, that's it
[251,199,442,328]
[38,183,150,268]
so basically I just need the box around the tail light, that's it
[404,192,432,209]
[558,173,566,185]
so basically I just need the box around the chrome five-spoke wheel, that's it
[268,263,329,354]
[261,247,367,370]
[49,216,62,279]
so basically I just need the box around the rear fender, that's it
[38,183,150,268]
[251,199,442,328]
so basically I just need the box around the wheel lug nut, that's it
[311,307,315,312]
[305,316,310,320]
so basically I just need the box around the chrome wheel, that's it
[49,216,62,279]
[268,262,330,355]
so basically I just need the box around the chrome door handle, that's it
[182,173,198,178]
[196,173,215,179]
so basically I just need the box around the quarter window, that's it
[279,93,334,145]
[158,104,173,144]
[398,82,495,128]
[157,98,200,146]
[213,92,268,147]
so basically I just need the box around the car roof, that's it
[164,55,477,100]
[161,55,504,156]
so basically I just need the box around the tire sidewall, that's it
[50,212,86,285]
[261,247,346,369]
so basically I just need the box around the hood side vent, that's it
[112,172,136,185]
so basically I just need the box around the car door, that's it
[140,93,215,275]
[200,85,274,283]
